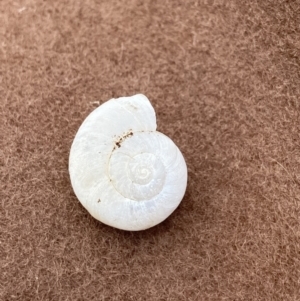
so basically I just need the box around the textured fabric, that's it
[1,1,300,300]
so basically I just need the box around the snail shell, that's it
[69,94,188,231]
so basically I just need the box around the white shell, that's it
[69,94,188,231]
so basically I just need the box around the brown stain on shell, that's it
[113,130,134,150]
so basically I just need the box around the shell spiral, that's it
[69,94,188,231]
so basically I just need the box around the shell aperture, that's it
[69,94,188,231]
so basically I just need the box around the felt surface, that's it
[1,0,300,300]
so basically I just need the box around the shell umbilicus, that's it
[69,94,187,231]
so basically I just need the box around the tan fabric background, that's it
[1,0,300,300]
